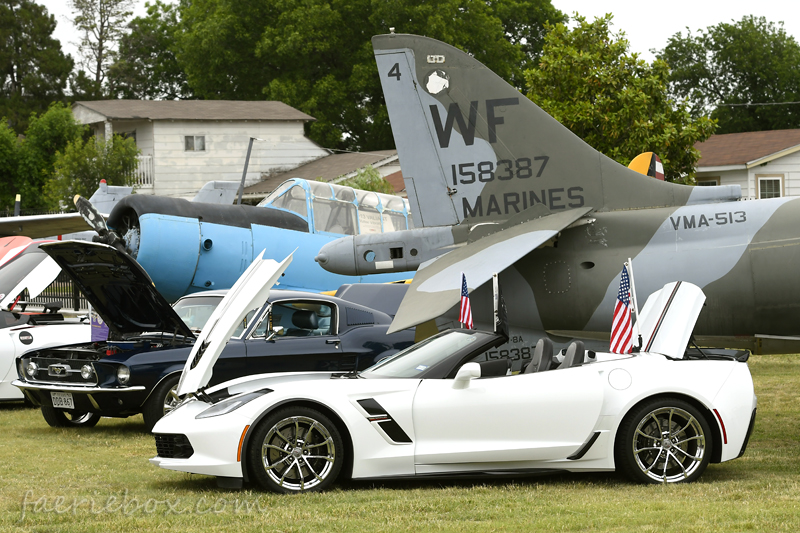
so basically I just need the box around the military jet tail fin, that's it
[373,34,739,229]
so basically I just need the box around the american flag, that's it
[610,265,633,354]
[459,272,473,329]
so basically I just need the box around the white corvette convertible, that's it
[151,255,757,492]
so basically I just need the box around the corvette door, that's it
[412,365,604,470]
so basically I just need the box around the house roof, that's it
[695,128,800,168]
[243,150,398,196]
[384,170,406,195]
[73,100,315,122]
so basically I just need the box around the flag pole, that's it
[627,257,643,350]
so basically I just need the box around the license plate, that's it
[50,392,74,409]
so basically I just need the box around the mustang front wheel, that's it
[248,407,344,493]
[40,405,100,428]
[143,375,181,432]
[615,398,712,484]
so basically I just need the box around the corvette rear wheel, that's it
[41,405,100,428]
[616,398,712,484]
[248,407,344,493]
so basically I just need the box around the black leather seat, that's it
[285,310,319,336]
[478,359,511,377]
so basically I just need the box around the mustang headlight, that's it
[81,364,94,380]
[195,390,272,419]
[26,362,38,377]
[117,366,131,384]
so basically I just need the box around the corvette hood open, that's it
[177,251,293,396]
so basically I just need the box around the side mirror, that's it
[265,326,284,341]
[452,362,481,389]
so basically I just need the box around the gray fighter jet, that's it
[315,33,800,356]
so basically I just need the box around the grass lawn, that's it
[1,354,799,532]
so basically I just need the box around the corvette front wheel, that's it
[248,407,344,493]
[615,398,712,484]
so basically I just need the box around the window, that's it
[120,131,136,144]
[758,176,783,199]
[312,198,357,235]
[184,135,205,151]
[271,185,308,217]
[696,178,719,186]
[253,301,335,338]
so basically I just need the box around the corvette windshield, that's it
[361,331,479,378]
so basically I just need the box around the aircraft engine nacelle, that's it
[315,226,457,276]
[106,196,308,302]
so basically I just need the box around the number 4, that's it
[388,63,401,81]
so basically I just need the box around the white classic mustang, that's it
[151,254,757,493]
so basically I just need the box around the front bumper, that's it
[151,400,249,479]
[13,379,147,415]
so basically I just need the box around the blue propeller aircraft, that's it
[77,178,412,302]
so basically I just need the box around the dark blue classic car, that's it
[14,242,415,431]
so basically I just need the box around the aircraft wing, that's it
[388,207,592,333]
[0,213,93,239]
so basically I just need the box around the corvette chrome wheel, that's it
[616,398,712,484]
[249,407,344,493]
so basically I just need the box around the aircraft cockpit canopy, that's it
[259,178,413,236]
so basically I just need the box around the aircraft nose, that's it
[316,236,358,275]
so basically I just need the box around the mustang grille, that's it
[155,434,194,459]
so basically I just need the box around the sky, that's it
[41,0,800,66]
[551,0,800,61]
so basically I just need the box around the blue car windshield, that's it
[360,331,480,378]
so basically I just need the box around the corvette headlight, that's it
[117,366,130,384]
[195,390,272,419]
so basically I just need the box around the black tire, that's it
[41,405,100,428]
[142,374,181,432]
[615,397,712,484]
[247,406,344,493]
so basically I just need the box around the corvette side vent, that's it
[346,307,374,326]
[154,434,194,459]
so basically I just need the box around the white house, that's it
[694,129,800,199]
[72,100,329,199]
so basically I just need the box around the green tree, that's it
[69,0,135,93]
[658,16,800,133]
[17,102,86,210]
[336,165,395,195]
[108,0,192,100]
[46,133,139,208]
[0,121,20,209]
[175,0,563,150]
[525,14,715,181]
[0,0,74,132]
